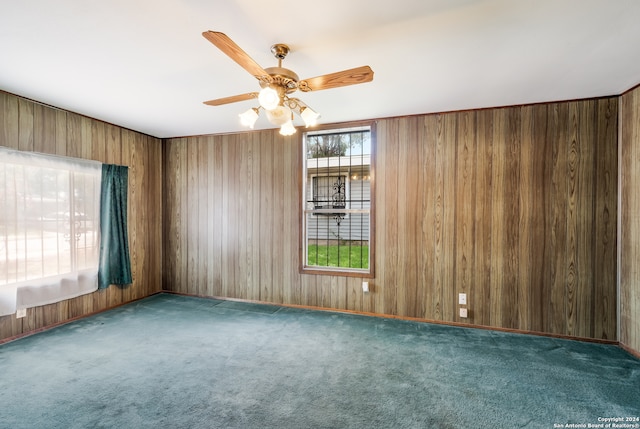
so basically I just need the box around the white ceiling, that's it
[1,0,639,139]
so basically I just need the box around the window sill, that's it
[301,265,374,278]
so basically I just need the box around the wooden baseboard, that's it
[3,290,628,353]
[164,291,619,346]
[620,342,640,359]
[0,291,165,345]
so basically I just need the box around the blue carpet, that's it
[1,293,638,428]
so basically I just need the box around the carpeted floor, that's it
[1,293,639,429]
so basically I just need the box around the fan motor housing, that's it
[262,67,299,93]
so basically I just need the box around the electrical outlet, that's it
[362,281,369,293]
[458,293,467,305]
[459,307,468,318]
[16,308,26,318]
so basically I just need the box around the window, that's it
[0,147,101,316]
[302,125,374,276]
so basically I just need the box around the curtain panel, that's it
[98,164,132,289]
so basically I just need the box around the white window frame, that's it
[301,124,374,277]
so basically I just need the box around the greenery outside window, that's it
[302,124,374,277]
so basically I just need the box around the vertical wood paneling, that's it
[1,93,19,150]
[197,137,209,298]
[211,137,224,297]
[246,133,260,301]
[396,117,409,316]
[594,98,618,340]
[282,133,300,305]
[455,111,475,322]
[518,106,533,331]
[162,140,178,293]
[383,119,399,316]
[372,121,385,314]
[1,91,162,343]
[576,101,596,339]
[506,108,521,329]
[441,113,458,322]
[127,130,141,301]
[90,121,106,162]
[302,274,318,307]
[342,276,355,311]
[159,97,619,341]
[432,115,446,320]
[148,135,163,296]
[33,103,56,154]
[177,138,189,296]
[119,130,133,305]
[474,110,493,327]
[565,102,580,336]
[489,108,506,328]
[397,116,417,317]
[318,275,332,308]
[55,110,68,156]
[66,114,83,159]
[186,135,200,296]
[620,86,640,354]
[234,134,247,300]
[530,105,547,333]
[258,132,274,302]
[271,132,285,304]
[620,94,632,348]
[418,115,437,320]
[105,123,120,164]
[18,99,34,152]
[549,103,569,335]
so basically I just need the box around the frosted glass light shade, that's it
[265,105,292,126]
[258,87,280,110]
[300,107,320,127]
[239,108,259,128]
[279,120,296,136]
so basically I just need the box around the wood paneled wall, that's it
[620,85,640,354]
[163,97,619,340]
[0,91,163,342]
[163,131,302,305]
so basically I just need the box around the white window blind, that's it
[0,146,101,316]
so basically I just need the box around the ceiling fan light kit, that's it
[202,31,373,136]
[257,86,280,111]
[299,106,320,127]
[239,107,260,129]
[265,104,292,126]
[279,120,297,136]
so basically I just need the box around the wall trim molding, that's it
[0,292,164,346]
[5,291,636,360]
[166,291,620,347]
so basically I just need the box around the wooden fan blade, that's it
[298,66,374,92]
[203,92,258,106]
[202,31,272,83]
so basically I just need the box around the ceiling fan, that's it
[202,31,374,135]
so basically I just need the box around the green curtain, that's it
[98,164,132,289]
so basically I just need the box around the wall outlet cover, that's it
[458,293,467,305]
[459,307,468,318]
[16,308,26,318]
